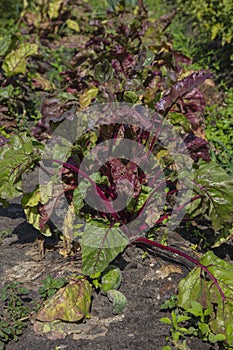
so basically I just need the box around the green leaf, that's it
[168,112,192,132]
[177,315,191,323]
[208,333,226,343]
[189,161,233,231]
[0,85,14,100]
[100,265,122,293]
[198,322,210,336]
[36,277,92,322]
[107,290,127,314]
[94,59,113,83]
[160,317,172,325]
[123,91,138,104]
[3,43,38,77]
[81,225,128,275]
[0,36,12,56]
[177,251,233,346]
[0,134,42,201]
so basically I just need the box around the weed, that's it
[38,275,67,299]
[0,282,31,348]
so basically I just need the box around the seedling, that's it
[38,275,67,299]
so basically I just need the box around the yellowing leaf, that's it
[66,19,80,33]
[79,87,98,110]
[36,278,92,322]
[48,0,63,20]
[3,43,38,77]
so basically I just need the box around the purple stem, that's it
[48,158,120,223]
[134,237,225,301]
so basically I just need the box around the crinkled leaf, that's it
[107,290,127,314]
[190,161,233,230]
[156,70,211,113]
[184,134,210,162]
[36,277,92,322]
[178,251,233,346]
[0,134,42,200]
[100,265,122,293]
[3,43,38,77]
[48,0,63,20]
[81,226,128,275]
[22,188,52,237]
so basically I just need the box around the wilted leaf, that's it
[178,251,233,346]
[3,43,38,77]
[36,277,92,322]
[31,73,56,91]
[61,202,76,257]
[107,290,127,314]
[22,188,52,237]
[100,265,122,293]
[81,225,128,275]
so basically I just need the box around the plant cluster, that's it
[0,0,233,347]
[0,282,30,349]
[166,0,233,86]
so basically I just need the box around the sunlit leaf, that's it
[178,251,233,346]
[48,0,63,20]
[36,277,92,322]
[81,226,128,275]
[188,161,233,230]
[79,87,99,110]
[3,43,38,77]
[66,19,80,33]
[0,134,42,201]
[100,265,122,293]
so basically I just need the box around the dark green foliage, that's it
[38,275,67,299]
[0,282,30,348]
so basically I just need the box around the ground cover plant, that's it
[0,0,233,348]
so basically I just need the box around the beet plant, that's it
[0,0,233,346]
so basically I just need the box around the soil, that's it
[0,175,218,350]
